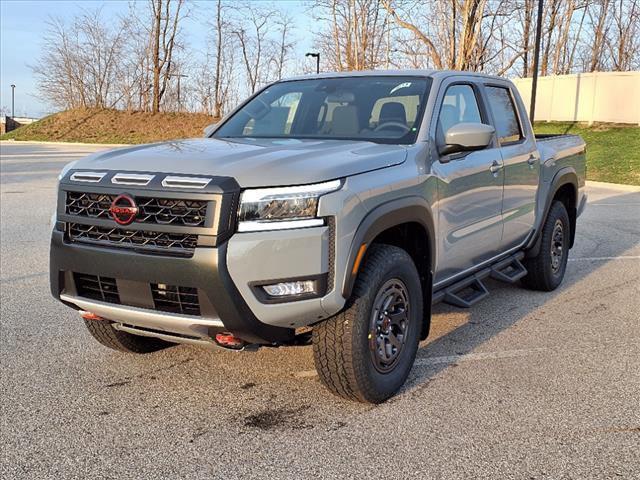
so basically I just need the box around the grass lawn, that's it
[534,122,639,186]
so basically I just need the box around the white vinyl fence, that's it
[512,71,640,125]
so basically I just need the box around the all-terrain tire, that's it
[83,320,173,353]
[312,244,423,403]
[522,201,571,291]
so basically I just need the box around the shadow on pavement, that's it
[395,188,639,400]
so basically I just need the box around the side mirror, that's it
[439,122,495,156]
[203,123,217,137]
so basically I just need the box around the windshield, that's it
[214,76,431,145]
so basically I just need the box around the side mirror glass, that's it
[203,124,217,137]
[439,122,495,156]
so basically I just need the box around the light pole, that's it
[529,0,544,124]
[306,52,320,74]
[10,84,16,118]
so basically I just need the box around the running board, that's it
[442,275,489,308]
[432,252,528,308]
[490,253,527,284]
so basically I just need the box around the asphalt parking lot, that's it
[1,141,639,479]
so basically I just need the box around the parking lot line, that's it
[568,256,640,261]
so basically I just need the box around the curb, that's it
[586,180,640,191]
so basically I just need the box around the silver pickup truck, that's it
[50,70,586,403]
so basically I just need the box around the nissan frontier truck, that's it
[50,70,587,403]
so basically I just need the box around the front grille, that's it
[66,192,208,227]
[74,273,120,303]
[68,223,197,256]
[151,283,201,316]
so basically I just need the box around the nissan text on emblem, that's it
[109,194,138,225]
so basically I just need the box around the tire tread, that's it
[84,320,171,354]
[313,245,421,403]
[522,201,570,291]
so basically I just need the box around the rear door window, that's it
[485,86,523,144]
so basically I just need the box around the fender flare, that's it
[342,196,436,299]
[526,167,578,256]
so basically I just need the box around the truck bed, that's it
[534,133,587,184]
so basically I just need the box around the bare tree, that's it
[31,0,640,116]
[607,0,640,71]
[193,0,238,117]
[381,0,444,68]
[314,0,391,71]
[272,11,296,80]
[588,0,611,71]
[148,0,186,113]
[232,3,277,94]
[32,8,126,110]
[381,0,529,74]
[212,0,227,117]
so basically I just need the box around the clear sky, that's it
[0,0,313,118]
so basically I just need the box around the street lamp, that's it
[305,52,320,74]
[10,84,16,118]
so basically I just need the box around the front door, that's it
[432,82,505,285]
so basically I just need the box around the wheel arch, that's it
[342,197,435,339]
[527,168,579,257]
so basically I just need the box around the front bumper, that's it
[50,230,295,344]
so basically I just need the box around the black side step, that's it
[490,253,527,284]
[432,252,529,308]
[436,273,490,308]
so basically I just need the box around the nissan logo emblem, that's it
[109,194,138,225]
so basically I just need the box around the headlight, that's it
[237,179,341,232]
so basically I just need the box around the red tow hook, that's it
[215,332,245,350]
[80,311,104,321]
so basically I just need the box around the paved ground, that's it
[1,141,639,479]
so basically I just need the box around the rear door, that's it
[483,84,540,249]
[431,80,505,284]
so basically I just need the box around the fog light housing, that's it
[263,280,316,297]
[252,274,328,304]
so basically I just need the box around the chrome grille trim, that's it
[162,176,211,189]
[70,172,106,183]
[111,173,155,186]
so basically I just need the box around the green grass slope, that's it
[1,108,217,145]
[534,122,639,186]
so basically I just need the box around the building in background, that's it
[0,116,38,134]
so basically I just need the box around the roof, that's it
[281,69,509,83]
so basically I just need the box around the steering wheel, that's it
[374,121,410,133]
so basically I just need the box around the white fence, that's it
[512,71,640,125]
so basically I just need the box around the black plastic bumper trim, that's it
[50,231,294,344]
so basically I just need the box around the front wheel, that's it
[312,244,423,403]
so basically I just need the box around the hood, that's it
[72,138,407,187]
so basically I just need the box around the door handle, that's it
[527,155,538,165]
[489,161,503,174]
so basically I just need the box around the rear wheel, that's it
[312,244,422,403]
[522,201,571,291]
[83,320,173,353]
